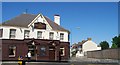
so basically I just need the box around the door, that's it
[49,47,55,60]
[49,50,55,60]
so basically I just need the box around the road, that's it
[1,62,119,65]
[2,56,120,65]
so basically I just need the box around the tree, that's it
[111,43,117,48]
[99,41,109,50]
[112,35,120,48]
[71,43,78,57]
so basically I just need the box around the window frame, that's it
[37,31,42,39]
[0,29,3,38]
[24,30,30,39]
[40,46,46,56]
[9,29,16,39]
[8,45,16,57]
[60,47,65,56]
[49,32,54,40]
[60,33,64,40]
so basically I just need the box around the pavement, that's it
[1,62,119,65]
[1,57,120,65]
[69,56,119,63]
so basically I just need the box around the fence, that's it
[87,48,120,59]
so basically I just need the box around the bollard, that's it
[22,60,25,65]
[18,60,22,65]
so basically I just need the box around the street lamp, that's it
[70,27,80,45]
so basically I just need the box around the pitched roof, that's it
[1,14,69,33]
[44,16,69,32]
[77,38,93,46]
[78,40,87,45]
[2,14,37,27]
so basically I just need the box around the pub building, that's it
[0,13,70,61]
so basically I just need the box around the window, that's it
[0,29,3,38]
[37,31,42,39]
[60,47,65,56]
[49,32,54,40]
[9,46,16,57]
[24,30,30,39]
[9,29,16,39]
[40,46,46,56]
[60,33,64,40]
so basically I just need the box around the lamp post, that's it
[70,27,80,45]
[70,27,80,57]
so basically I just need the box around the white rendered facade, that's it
[76,40,101,57]
[0,14,69,42]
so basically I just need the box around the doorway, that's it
[49,47,55,60]
[28,45,36,60]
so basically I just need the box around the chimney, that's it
[87,38,92,41]
[54,14,60,25]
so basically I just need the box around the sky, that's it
[2,2,118,46]
[2,0,120,2]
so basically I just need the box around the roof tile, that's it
[2,14,69,33]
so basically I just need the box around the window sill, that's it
[9,55,15,58]
[61,55,65,57]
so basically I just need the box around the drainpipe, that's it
[36,46,37,61]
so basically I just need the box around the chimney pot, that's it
[54,14,60,25]
[87,38,92,40]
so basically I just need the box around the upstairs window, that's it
[9,29,16,39]
[37,31,42,39]
[60,33,64,40]
[9,46,16,57]
[24,30,30,39]
[60,47,65,56]
[0,29,3,38]
[49,32,54,40]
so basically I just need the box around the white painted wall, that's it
[0,14,69,42]
[97,47,101,50]
[82,40,100,52]
[75,40,101,57]
[0,26,69,42]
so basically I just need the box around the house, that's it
[0,13,70,61]
[71,38,101,57]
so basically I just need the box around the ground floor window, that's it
[9,46,16,57]
[40,46,46,56]
[60,47,65,56]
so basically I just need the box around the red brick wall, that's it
[2,39,70,61]
[60,42,70,60]
[2,39,28,60]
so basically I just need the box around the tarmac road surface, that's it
[1,62,119,65]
